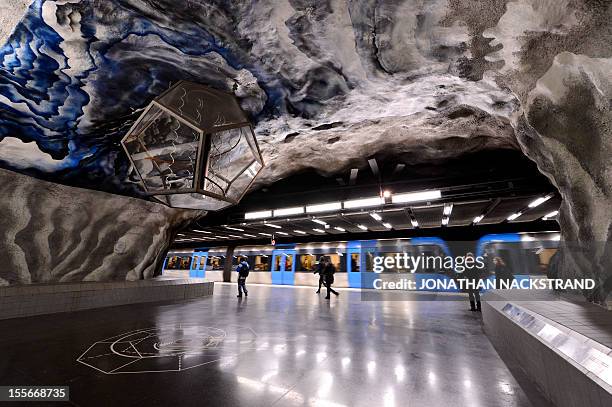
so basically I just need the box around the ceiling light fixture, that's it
[473,215,484,224]
[343,196,385,209]
[276,232,289,236]
[224,226,245,232]
[245,210,272,219]
[507,212,522,221]
[265,223,282,229]
[391,190,441,204]
[382,223,392,229]
[293,230,307,234]
[543,210,559,220]
[411,219,419,228]
[273,206,304,217]
[357,224,368,231]
[370,213,382,221]
[528,195,552,208]
[258,232,272,237]
[306,202,342,213]
[312,228,326,233]
[312,219,328,226]
[441,217,449,226]
[443,203,453,216]
[334,227,346,232]
[191,229,212,234]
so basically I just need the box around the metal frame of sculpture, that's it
[121,81,264,210]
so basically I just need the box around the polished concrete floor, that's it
[0,284,550,407]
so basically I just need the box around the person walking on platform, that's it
[322,256,340,299]
[463,252,481,312]
[236,258,250,298]
[314,257,325,294]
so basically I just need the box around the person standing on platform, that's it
[493,256,513,289]
[323,256,340,299]
[236,258,250,298]
[463,252,481,312]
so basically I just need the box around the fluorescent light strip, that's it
[191,229,212,234]
[306,202,342,213]
[507,212,522,221]
[227,235,242,239]
[224,226,245,232]
[391,190,441,204]
[411,219,419,228]
[243,234,257,238]
[473,215,484,224]
[343,196,385,209]
[334,227,346,232]
[357,224,368,231]
[293,230,307,234]
[214,235,228,239]
[528,195,552,208]
[273,206,304,217]
[543,210,559,219]
[258,232,272,237]
[265,223,282,229]
[312,228,326,233]
[276,232,289,236]
[370,213,382,221]
[441,217,449,226]
[382,223,392,229]
[245,210,272,219]
[312,219,328,226]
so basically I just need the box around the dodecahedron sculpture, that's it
[121,81,264,210]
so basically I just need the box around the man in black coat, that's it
[322,257,340,299]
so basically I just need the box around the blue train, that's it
[163,232,561,290]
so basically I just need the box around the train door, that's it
[190,251,208,278]
[271,248,296,285]
[347,242,362,288]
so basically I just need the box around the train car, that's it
[163,232,561,291]
[474,232,561,288]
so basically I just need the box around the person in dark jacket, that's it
[322,257,340,299]
[463,252,481,312]
[493,257,514,289]
[314,258,325,294]
[236,259,250,298]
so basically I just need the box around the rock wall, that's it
[0,168,203,285]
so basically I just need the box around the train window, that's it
[285,255,293,271]
[207,256,225,270]
[350,253,360,272]
[199,256,206,268]
[274,255,282,271]
[524,247,557,275]
[179,257,192,269]
[253,255,270,271]
[192,256,199,269]
[298,255,316,272]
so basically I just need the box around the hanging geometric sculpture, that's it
[121,81,264,210]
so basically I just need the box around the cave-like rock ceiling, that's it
[0,0,609,197]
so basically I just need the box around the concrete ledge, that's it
[0,279,214,320]
[483,300,612,407]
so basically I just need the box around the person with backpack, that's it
[236,258,250,298]
[322,256,340,299]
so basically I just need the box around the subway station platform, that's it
[0,284,550,407]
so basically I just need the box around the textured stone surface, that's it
[0,168,202,285]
